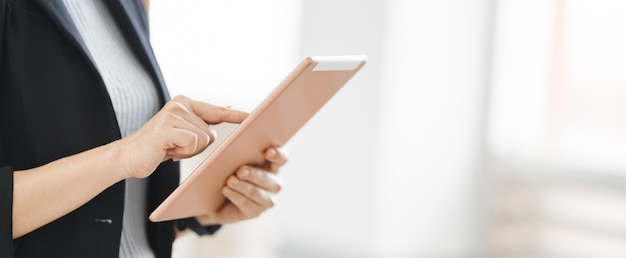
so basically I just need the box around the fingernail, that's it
[240,168,250,178]
[268,149,276,157]
[230,177,239,186]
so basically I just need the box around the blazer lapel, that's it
[33,0,96,67]
[33,0,170,104]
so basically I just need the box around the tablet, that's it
[149,55,367,222]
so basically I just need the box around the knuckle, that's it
[184,131,198,144]
[247,185,260,198]
[168,102,187,113]
[226,188,242,201]
[168,96,194,113]
[254,170,264,180]
[177,133,198,153]
[235,196,252,209]
[254,170,266,183]
[172,95,189,102]
[161,112,178,121]
[217,106,227,119]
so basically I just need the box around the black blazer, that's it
[0,0,180,257]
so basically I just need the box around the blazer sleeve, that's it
[0,167,13,257]
[0,0,4,68]
[0,1,14,257]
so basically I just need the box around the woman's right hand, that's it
[118,95,248,179]
[12,94,247,238]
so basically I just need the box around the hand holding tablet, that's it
[149,55,367,222]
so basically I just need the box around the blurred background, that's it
[148,0,626,257]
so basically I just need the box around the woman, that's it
[0,0,286,257]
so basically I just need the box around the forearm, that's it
[9,96,248,239]
[12,140,128,238]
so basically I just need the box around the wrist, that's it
[106,139,133,180]
[195,215,219,226]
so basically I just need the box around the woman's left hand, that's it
[197,146,287,225]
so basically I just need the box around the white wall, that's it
[149,1,301,257]
[278,0,494,257]
[373,1,493,256]
[150,0,301,111]
[274,0,385,255]
[150,0,494,257]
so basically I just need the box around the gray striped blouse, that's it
[63,0,160,257]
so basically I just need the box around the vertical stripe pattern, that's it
[62,0,159,257]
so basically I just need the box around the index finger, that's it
[174,96,249,124]
[197,104,249,124]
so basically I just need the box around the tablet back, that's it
[149,55,367,222]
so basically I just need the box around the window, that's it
[488,0,626,257]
